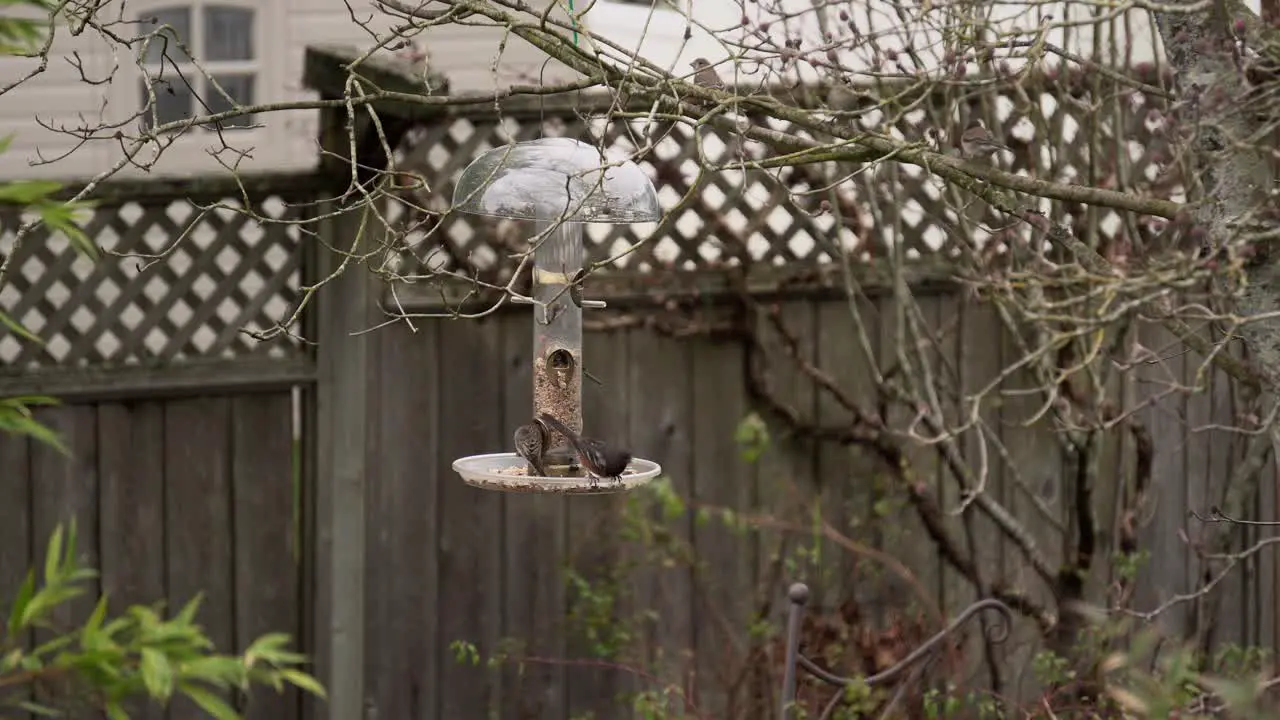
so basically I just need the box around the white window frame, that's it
[135,0,263,134]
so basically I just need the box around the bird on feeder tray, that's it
[537,413,633,487]
[960,119,1011,160]
[513,418,549,477]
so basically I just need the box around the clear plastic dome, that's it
[451,138,661,223]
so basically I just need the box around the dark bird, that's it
[959,119,1010,159]
[537,413,632,487]
[513,419,549,477]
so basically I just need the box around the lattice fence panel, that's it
[0,189,310,371]
[389,74,1180,279]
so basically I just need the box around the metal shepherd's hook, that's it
[779,582,1014,720]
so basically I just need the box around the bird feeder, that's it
[450,137,664,494]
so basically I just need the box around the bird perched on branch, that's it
[690,58,727,89]
[513,418,549,477]
[537,413,632,487]
[959,119,1011,159]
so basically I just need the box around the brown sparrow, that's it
[689,58,726,89]
[960,119,1010,159]
[513,419,549,477]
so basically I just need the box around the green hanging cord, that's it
[568,0,579,46]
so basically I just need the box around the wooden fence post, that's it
[312,107,380,720]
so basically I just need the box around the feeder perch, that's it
[449,137,663,494]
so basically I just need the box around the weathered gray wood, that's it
[30,405,100,604]
[752,300,816,716]
[932,293,987,689]
[164,398,235,720]
[565,325,631,719]
[0,426,31,717]
[296,383,322,720]
[1182,330,1215,650]
[0,428,30,595]
[1257,431,1279,655]
[498,311,567,720]
[435,317,505,718]
[628,325,696,716]
[1134,320,1192,638]
[363,322,440,720]
[393,263,961,313]
[812,295,885,637]
[1202,345,1247,647]
[953,302,1008,694]
[994,308,1059,699]
[29,405,99,715]
[98,401,167,720]
[690,312,757,717]
[231,393,301,720]
[875,294,943,622]
[0,357,314,401]
[312,198,380,720]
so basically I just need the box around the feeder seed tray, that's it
[453,453,662,495]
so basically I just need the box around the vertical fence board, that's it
[28,405,99,715]
[232,393,301,720]
[164,398,235,720]
[499,311,567,720]
[813,298,863,611]
[1204,346,1247,647]
[1135,321,1192,639]
[628,327,695,714]
[995,311,1059,698]
[364,323,440,720]
[1259,447,1279,657]
[690,316,757,717]
[1183,334,1215,652]
[875,294,943,623]
[0,426,31,717]
[98,401,167,720]
[435,318,505,718]
[752,300,816,715]
[956,302,1006,694]
[565,326,631,719]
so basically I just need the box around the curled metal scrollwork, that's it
[779,582,1015,720]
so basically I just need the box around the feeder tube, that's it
[531,218,584,450]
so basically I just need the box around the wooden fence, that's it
[0,73,1276,719]
[0,175,321,720]
[344,289,1279,719]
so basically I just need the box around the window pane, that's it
[142,7,192,64]
[204,73,255,129]
[203,6,253,61]
[140,78,195,129]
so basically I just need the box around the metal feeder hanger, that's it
[451,138,664,494]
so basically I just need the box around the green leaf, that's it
[105,701,130,720]
[0,180,62,205]
[0,133,14,154]
[7,569,34,636]
[0,309,43,345]
[180,655,247,687]
[140,647,176,701]
[0,405,67,455]
[80,594,109,647]
[16,701,60,717]
[279,668,327,699]
[43,523,65,585]
[181,685,240,720]
[174,593,203,627]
